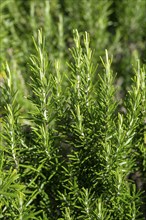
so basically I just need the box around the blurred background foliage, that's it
[0,0,146,112]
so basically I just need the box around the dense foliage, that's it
[0,0,146,219]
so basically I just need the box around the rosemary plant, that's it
[0,29,145,219]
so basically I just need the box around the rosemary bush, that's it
[0,0,146,219]
[0,29,146,219]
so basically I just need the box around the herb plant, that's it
[0,29,145,219]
